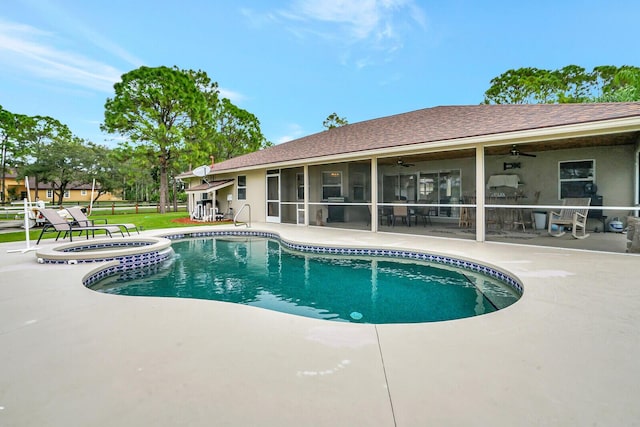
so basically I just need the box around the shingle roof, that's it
[185,179,234,192]
[209,103,640,173]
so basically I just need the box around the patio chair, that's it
[512,191,540,231]
[36,208,124,244]
[485,196,500,230]
[548,197,591,239]
[392,204,416,226]
[379,206,392,226]
[417,200,434,226]
[66,207,139,236]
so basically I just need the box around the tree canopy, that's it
[483,65,640,104]
[323,113,348,129]
[102,66,268,213]
[0,106,26,203]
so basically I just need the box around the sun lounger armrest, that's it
[574,211,587,220]
[549,210,561,219]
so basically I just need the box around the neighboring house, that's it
[178,103,640,246]
[1,172,121,206]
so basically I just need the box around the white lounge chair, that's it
[36,208,124,244]
[66,207,139,236]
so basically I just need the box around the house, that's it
[1,172,121,206]
[178,103,640,249]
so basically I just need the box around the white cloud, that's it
[287,0,425,41]
[240,8,280,28]
[275,123,306,144]
[22,0,144,68]
[0,19,122,93]
[288,0,381,40]
[264,0,427,68]
[218,88,247,104]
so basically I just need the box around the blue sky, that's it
[1,0,639,147]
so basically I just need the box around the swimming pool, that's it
[88,235,521,324]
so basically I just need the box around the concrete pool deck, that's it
[1,223,639,426]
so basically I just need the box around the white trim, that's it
[237,175,247,200]
[266,171,280,223]
[557,159,596,199]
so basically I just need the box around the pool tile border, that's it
[62,241,150,253]
[81,247,174,287]
[160,230,523,295]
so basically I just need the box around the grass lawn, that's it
[0,211,228,243]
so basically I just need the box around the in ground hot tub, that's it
[35,237,174,286]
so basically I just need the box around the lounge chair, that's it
[66,207,139,236]
[548,197,591,239]
[36,208,124,244]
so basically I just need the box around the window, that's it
[414,170,461,217]
[63,190,70,199]
[81,190,87,196]
[322,171,342,199]
[237,175,247,200]
[559,160,595,198]
[351,173,365,201]
[46,190,53,198]
[418,175,436,200]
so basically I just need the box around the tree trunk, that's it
[172,178,178,212]
[159,164,168,214]
[1,140,6,204]
[34,176,40,200]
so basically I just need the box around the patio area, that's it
[1,223,639,426]
[325,218,632,253]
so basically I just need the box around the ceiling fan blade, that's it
[509,145,536,157]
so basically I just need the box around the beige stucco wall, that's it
[485,144,636,211]
[213,169,267,222]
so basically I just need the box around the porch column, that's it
[475,145,486,242]
[371,157,378,232]
[303,164,309,226]
[212,190,217,219]
[635,144,640,216]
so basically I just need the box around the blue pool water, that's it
[89,237,520,323]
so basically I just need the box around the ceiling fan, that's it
[396,158,414,167]
[509,145,537,158]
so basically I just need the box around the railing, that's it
[234,203,251,228]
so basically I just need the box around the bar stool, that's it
[459,196,474,228]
